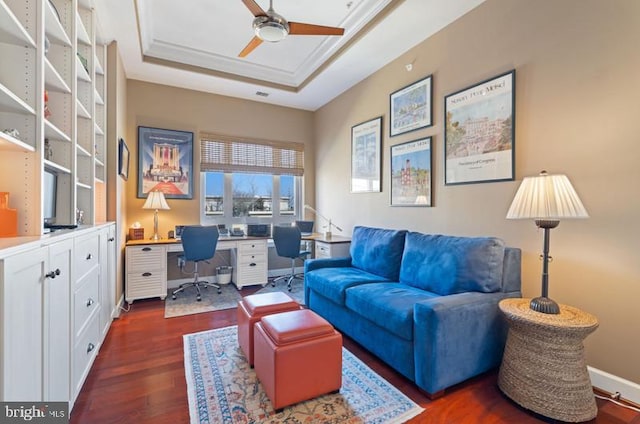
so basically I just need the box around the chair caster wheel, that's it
[217,289,221,294]
[196,295,202,301]
[172,295,176,300]
[288,287,292,292]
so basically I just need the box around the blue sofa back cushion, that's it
[351,226,407,281]
[399,233,505,295]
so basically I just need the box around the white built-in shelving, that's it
[0,0,107,235]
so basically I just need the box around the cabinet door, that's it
[43,239,73,401]
[1,247,47,401]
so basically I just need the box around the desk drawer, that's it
[74,267,100,338]
[237,252,266,266]
[236,262,267,285]
[75,233,99,281]
[126,245,166,273]
[238,240,266,254]
[126,272,167,302]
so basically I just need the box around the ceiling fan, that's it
[239,0,345,57]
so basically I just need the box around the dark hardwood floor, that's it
[71,291,640,424]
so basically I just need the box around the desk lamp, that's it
[304,204,342,239]
[143,190,170,241]
[506,171,588,314]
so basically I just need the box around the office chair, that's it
[171,225,221,301]
[272,225,311,291]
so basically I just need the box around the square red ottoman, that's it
[237,292,300,366]
[253,309,342,411]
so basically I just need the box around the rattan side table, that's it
[498,298,599,422]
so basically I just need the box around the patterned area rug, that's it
[183,326,424,423]
[164,282,242,318]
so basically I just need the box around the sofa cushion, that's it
[399,233,505,295]
[305,267,390,306]
[350,226,407,280]
[345,283,438,341]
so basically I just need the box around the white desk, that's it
[124,234,351,303]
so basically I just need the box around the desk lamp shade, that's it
[506,171,588,314]
[143,191,170,241]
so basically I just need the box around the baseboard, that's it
[268,267,304,278]
[589,366,640,406]
[113,294,125,318]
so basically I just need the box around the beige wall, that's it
[314,0,640,383]
[106,41,128,305]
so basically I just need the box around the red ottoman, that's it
[253,309,342,411]
[237,292,300,366]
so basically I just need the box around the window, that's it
[199,133,304,226]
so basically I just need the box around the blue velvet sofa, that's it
[304,226,522,396]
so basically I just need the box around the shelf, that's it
[0,1,36,47]
[94,177,104,184]
[0,81,36,115]
[95,56,104,76]
[44,159,71,175]
[76,181,91,190]
[45,58,71,94]
[45,0,71,47]
[44,119,71,143]
[94,157,104,167]
[76,12,91,46]
[94,123,104,136]
[76,99,91,119]
[0,130,35,152]
[94,89,104,105]
[76,144,91,157]
[76,56,91,82]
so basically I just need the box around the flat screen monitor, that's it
[43,169,57,225]
[295,220,314,235]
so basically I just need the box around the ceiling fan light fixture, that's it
[253,14,289,42]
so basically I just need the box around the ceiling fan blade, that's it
[288,22,345,36]
[241,0,266,17]
[238,36,264,57]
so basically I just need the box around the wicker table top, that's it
[499,298,598,330]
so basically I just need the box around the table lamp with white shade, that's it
[143,190,170,241]
[506,171,589,314]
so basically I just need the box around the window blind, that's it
[200,133,304,176]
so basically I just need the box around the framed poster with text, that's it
[351,116,383,193]
[390,137,432,206]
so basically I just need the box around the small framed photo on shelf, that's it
[390,74,433,137]
[118,138,129,180]
[444,70,515,185]
[137,126,194,199]
[351,116,383,193]
[390,137,432,206]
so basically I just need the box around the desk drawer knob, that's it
[87,343,95,353]
[249,263,256,267]
[142,272,152,277]
[142,247,152,252]
[86,298,94,307]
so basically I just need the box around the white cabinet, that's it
[99,224,116,337]
[125,244,167,303]
[0,224,115,409]
[231,239,268,289]
[0,237,72,402]
[315,240,351,259]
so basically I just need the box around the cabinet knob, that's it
[87,343,95,353]
[86,253,92,260]
[108,237,115,242]
[142,272,152,277]
[142,247,152,252]
[86,298,94,307]
[249,263,256,267]
[45,269,61,279]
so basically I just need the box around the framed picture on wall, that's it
[118,138,130,180]
[351,116,383,193]
[137,126,194,199]
[390,137,432,206]
[390,74,433,137]
[444,70,515,185]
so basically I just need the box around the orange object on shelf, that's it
[0,192,18,237]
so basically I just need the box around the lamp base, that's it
[530,296,560,314]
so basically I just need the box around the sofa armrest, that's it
[413,291,520,394]
[304,257,352,273]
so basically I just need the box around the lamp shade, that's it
[143,191,170,210]
[506,171,588,220]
